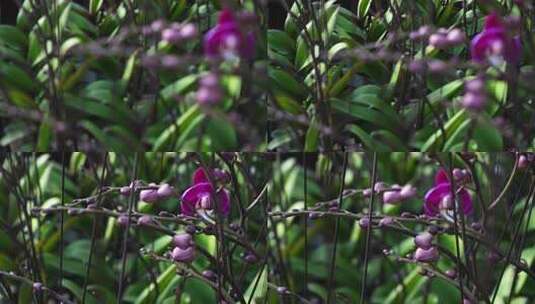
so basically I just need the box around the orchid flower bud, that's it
[120,186,131,196]
[117,215,129,226]
[379,217,394,227]
[171,246,196,263]
[414,246,439,262]
[173,233,193,249]
[414,231,434,250]
[383,190,402,204]
[140,188,159,203]
[399,184,417,199]
[137,215,152,226]
[157,183,174,199]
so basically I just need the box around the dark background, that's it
[1,0,89,24]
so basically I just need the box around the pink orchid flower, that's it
[203,9,255,60]
[180,168,231,216]
[470,12,521,64]
[423,169,473,216]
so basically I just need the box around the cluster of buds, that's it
[196,72,223,105]
[363,182,417,204]
[461,76,487,111]
[161,22,198,44]
[142,19,198,43]
[409,26,465,48]
[120,182,175,203]
[170,233,197,263]
[408,58,456,75]
[428,28,466,48]
[413,231,439,263]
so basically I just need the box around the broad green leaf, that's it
[244,266,268,303]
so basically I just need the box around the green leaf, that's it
[472,118,503,151]
[0,25,28,50]
[358,0,372,20]
[269,68,308,99]
[268,29,295,56]
[153,105,202,151]
[36,115,53,151]
[244,266,268,303]
[90,0,104,14]
[79,120,129,152]
[135,265,177,304]
[346,124,390,151]
[161,75,198,100]
[421,109,468,152]
[331,98,401,131]
[205,116,238,150]
[62,279,98,304]
[274,94,303,114]
[304,117,319,151]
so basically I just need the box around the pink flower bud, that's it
[445,269,457,279]
[179,23,198,40]
[120,186,131,196]
[140,189,159,203]
[162,28,182,43]
[117,215,129,226]
[362,188,372,197]
[173,233,193,249]
[379,217,394,227]
[150,20,166,32]
[202,270,216,281]
[446,28,465,45]
[427,60,449,74]
[171,246,196,263]
[359,217,370,228]
[196,86,222,105]
[374,182,387,192]
[137,215,152,226]
[429,33,449,48]
[157,183,174,199]
[244,253,258,264]
[518,155,529,169]
[414,246,439,262]
[200,73,220,88]
[399,184,417,199]
[461,92,486,111]
[383,190,402,204]
[32,282,43,292]
[414,231,434,249]
[160,55,180,69]
[408,59,426,73]
[465,78,485,93]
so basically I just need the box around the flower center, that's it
[439,194,453,210]
[196,194,212,210]
[221,34,240,60]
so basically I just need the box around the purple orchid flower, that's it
[180,168,231,217]
[423,169,473,217]
[470,12,521,64]
[203,8,255,60]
